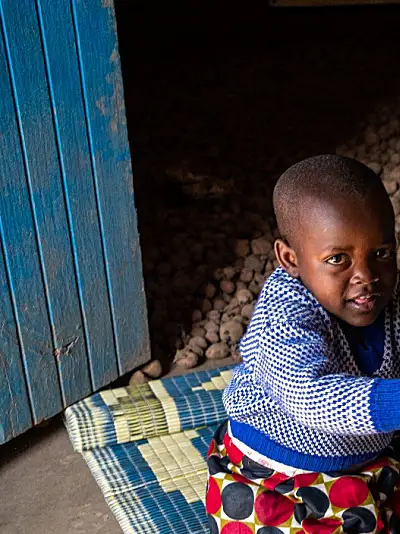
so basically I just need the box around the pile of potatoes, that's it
[172,233,279,369]
[130,201,278,384]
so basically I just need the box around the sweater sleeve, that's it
[247,320,400,435]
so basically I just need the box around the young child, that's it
[206,155,400,534]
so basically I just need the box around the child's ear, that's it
[274,239,300,278]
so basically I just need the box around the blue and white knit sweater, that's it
[224,267,400,472]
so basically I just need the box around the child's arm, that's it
[225,318,400,436]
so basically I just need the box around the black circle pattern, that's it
[257,528,285,534]
[388,512,400,534]
[342,507,377,534]
[207,455,231,476]
[296,487,329,519]
[214,421,228,446]
[377,467,399,499]
[275,479,295,495]
[241,456,274,480]
[294,503,308,523]
[207,514,219,534]
[221,482,254,520]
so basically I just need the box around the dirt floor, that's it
[0,420,120,534]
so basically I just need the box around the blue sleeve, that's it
[371,379,400,432]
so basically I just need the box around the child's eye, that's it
[376,248,394,260]
[326,254,347,265]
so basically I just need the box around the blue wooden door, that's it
[0,0,150,443]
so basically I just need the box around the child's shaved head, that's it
[273,155,390,247]
[272,154,397,327]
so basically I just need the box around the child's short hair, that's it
[273,154,389,245]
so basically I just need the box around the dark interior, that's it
[114,2,400,369]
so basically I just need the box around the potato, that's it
[236,281,247,291]
[221,310,237,323]
[205,342,230,360]
[236,289,253,306]
[204,320,219,333]
[242,303,255,320]
[234,258,245,270]
[129,370,149,386]
[142,359,163,379]
[190,336,208,349]
[205,331,220,344]
[223,266,236,280]
[389,165,400,182]
[219,320,244,344]
[202,299,213,314]
[213,268,224,281]
[207,310,221,323]
[220,279,236,294]
[188,343,204,357]
[240,268,253,283]
[192,309,203,323]
[234,239,250,258]
[244,255,264,272]
[191,327,206,337]
[213,298,226,311]
[174,349,198,368]
[227,297,239,309]
[251,237,273,256]
[205,283,217,299]
[367,162,381,176]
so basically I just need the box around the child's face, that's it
[276,194,397,327]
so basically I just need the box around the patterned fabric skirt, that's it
[206,422,400,534]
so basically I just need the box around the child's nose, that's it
[351,260,379,285]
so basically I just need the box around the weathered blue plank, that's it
[0,0,93,410]
[0,7,62,422]
[36,0,119,395]
[0,0,149,442]
[72,0,150,374]
[0,230,32,443]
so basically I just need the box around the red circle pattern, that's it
[224,435,244,465]
[329,477,369,508]
[221,523,253,534]
[206,476,222,515]
[255,491,294,526]
[294,473,319,488]
[302,518,343,534]
[207,439,216,458]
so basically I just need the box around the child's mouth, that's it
[347,294,379,313]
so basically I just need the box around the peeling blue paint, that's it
[0,0,150,444]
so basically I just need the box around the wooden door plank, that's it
[71,0,150,375]
[0,11,62,422]
[0,0,92,411]
[37,0,120,396]
[0,237,32,443]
